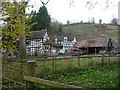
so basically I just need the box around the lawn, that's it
[35,57,117,76]
[2,55,119,88]
[39,64,119,88]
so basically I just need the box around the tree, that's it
[67,20,70,25]
[99,19,102,24]
[40,0,50,6]
[50,20,60,32]
[91,17,95,23]
[58,23,63,33]
[69,0,116,9]
[111,18,118,25]
[80,20,83,23]
[30,6,51,31]
[2,1,33,58]
[49,20,63,35]
[29,10,37,30]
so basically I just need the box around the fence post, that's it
[26,60,36,89]
[101,53,104,66]
[108,53,111,65]
[55,55,57,71]
[52,56,55,68]
[77,54,80,66]
[20,58,23,77]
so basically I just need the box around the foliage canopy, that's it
[2,1,34,52]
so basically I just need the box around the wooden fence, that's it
[23,60,87,89]
[34,53,119,69]
[2,53,119,89]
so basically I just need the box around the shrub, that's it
[34,50,38,56]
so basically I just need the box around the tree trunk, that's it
[19,38,26,76]
[19,38,26,58]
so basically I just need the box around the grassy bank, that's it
[61,23,118,40]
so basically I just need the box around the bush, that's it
[34,50,38,56]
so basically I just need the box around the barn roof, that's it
[73,38,118,48]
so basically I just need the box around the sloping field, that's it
[62,23,118,40]
[105,30,118,36]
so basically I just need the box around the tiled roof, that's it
[73,38,118,48]
[27,29,47,39]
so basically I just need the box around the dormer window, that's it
[64,37,68,40]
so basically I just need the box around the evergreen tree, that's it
[99,19,102,24]
[29,10,37,30]
[30,6,51,31]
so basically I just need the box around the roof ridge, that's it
[29,29,47,33]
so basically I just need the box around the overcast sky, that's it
[1,0,119,24]
[27,0,119,24]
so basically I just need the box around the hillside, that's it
[61,23,118,41]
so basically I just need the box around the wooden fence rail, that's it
[23,76,86,89]
[3,77,26,86]
[34,54,119,69]
[36,54,120,61]
[3,66,27,73]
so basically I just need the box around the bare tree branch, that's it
[69,0,116,10]
[69,0,75,8]
[40,0,50,6]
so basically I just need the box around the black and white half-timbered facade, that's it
[26,29,49,55]
[26,29,77,55]
[55,36,77,50]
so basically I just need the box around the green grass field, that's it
[35,57,118,76]
[2,55,119,88]
[39,64,119,88]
